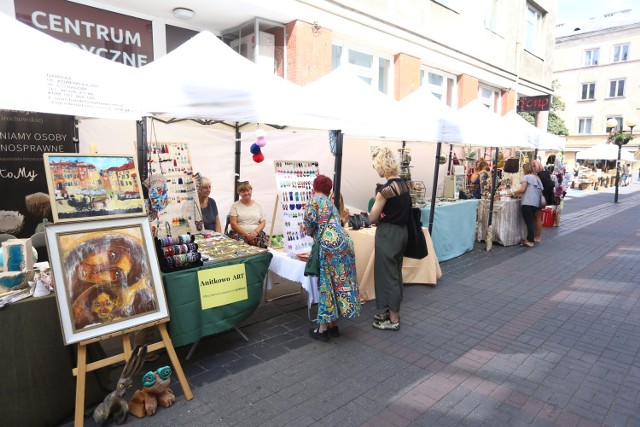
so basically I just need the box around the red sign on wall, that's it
[517,95,552,113]
[14,0,154,67]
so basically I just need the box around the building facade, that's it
[554,9,640,162]
[1,0,558,119]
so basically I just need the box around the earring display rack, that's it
[273,160,319,255]
[146,142,199,238]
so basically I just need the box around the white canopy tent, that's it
[576,143,635,162]
[458,100,534,149]
[0,13,140,120]
[501,110,565,151]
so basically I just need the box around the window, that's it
[580,83,595,100]
[578,118,592,134]
[420,68,457,107]
[583,48,599,66]
[332,43,392,95]
[524,4,543,54]
[478,85,500,112]
[612,44,629,62]
[608,79,625,98]
[605,116,623,132]
[484,0,499,31]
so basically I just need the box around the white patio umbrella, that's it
[576,143,635,162]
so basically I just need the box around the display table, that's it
[476,199,526,246]
[266,248,319,307]
[420,199,479,261]
[347,227,441,302]
[162,251,272,348]
[0,295,107,427]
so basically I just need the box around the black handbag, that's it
[503,158,520,173]
[348,214,362,230]
[304,212,332,276]
[404,208,428,259]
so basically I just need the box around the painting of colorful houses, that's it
[43,154,146,223]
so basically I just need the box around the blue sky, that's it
[557,0,640,21]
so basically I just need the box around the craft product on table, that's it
[195,233,267,264]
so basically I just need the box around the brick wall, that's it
[394,53,421,100]
[458,74,479,107]
[285,20,332,85]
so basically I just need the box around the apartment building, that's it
[554,9,640,162]
[1,0,558,120]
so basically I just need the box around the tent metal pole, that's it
[428,142,442,234]
[333,131,343,210]
[234,124,241,201]
[447,144,454,175]
[487,147,500,226]
[136,118,148,198]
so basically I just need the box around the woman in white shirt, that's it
[227,181,268,248]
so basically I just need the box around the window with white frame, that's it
[420,68,457,107]
[332,43,392,95]
[580,82,595,100]
[608,79,625,98]
[484,0,500,31]
[583,48,599,66]
[605,115,623,132]
[524,3,543,54]
[612,44,629,62]
[578,117,592,134]
[478,85,500,112]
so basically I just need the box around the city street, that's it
[70,184,640,427]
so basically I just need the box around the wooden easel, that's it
[73,319,193,426]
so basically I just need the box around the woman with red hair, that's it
[303,175,360,342]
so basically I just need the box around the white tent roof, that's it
[138,31,337,131]
[0,13,140,120]
[576,143,635,161]
[458,100,530,148]
[397,86,463,144]
[502,110,565,151]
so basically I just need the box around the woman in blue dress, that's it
[303,175,360,342]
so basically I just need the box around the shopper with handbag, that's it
[303,175,360,342]
[369,147,411,331]
[532,160,555,242]
[197,176,221,232]
[510,162,544,247]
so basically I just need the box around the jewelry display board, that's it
[273,160,319,255]
[146,142,201,238]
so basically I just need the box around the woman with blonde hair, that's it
[510,163,544,247]
[227,181,268,248]
[369,147,411,331]
[197,176,221,232]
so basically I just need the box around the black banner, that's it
[0,110,76,237]
[517,95,552,113]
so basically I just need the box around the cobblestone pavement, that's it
[66,185,640,427]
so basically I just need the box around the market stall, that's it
[420,199,480,261]
[347,227,441,301]
[476,199,526,246]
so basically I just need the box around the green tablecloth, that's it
[1,295,107,427]
[162,251,272,348]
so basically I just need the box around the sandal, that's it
[373,310,390,322]
[372,319,400,331]
[309,327,330,342]
[521,241,534,248]
[328,325,340,337]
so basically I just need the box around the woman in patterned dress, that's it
[303,175,360,342]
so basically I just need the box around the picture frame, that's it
[43,154,146,223]
[45,216,168,344]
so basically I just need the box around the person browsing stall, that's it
[304,175,360,342]
[197,176,221,233]
[227,181,268,248]
[510,162,544,248]
[369,147,411,331]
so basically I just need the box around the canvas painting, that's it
[46,216,168,344]
[43,154,146,223]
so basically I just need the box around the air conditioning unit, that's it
[230,31,275,73]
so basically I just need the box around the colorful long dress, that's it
[303,195,360,323]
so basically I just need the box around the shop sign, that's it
[14,0,154,67]
[0,110,76,237]
[517,95,552,113]
[198,264,248,309]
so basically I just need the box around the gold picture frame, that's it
[43,154,146,223]
[45,216,168,344]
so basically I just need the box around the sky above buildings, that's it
[557,0,639,21]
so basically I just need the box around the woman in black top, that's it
[369,147,411,331]
[532,160,555,242]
